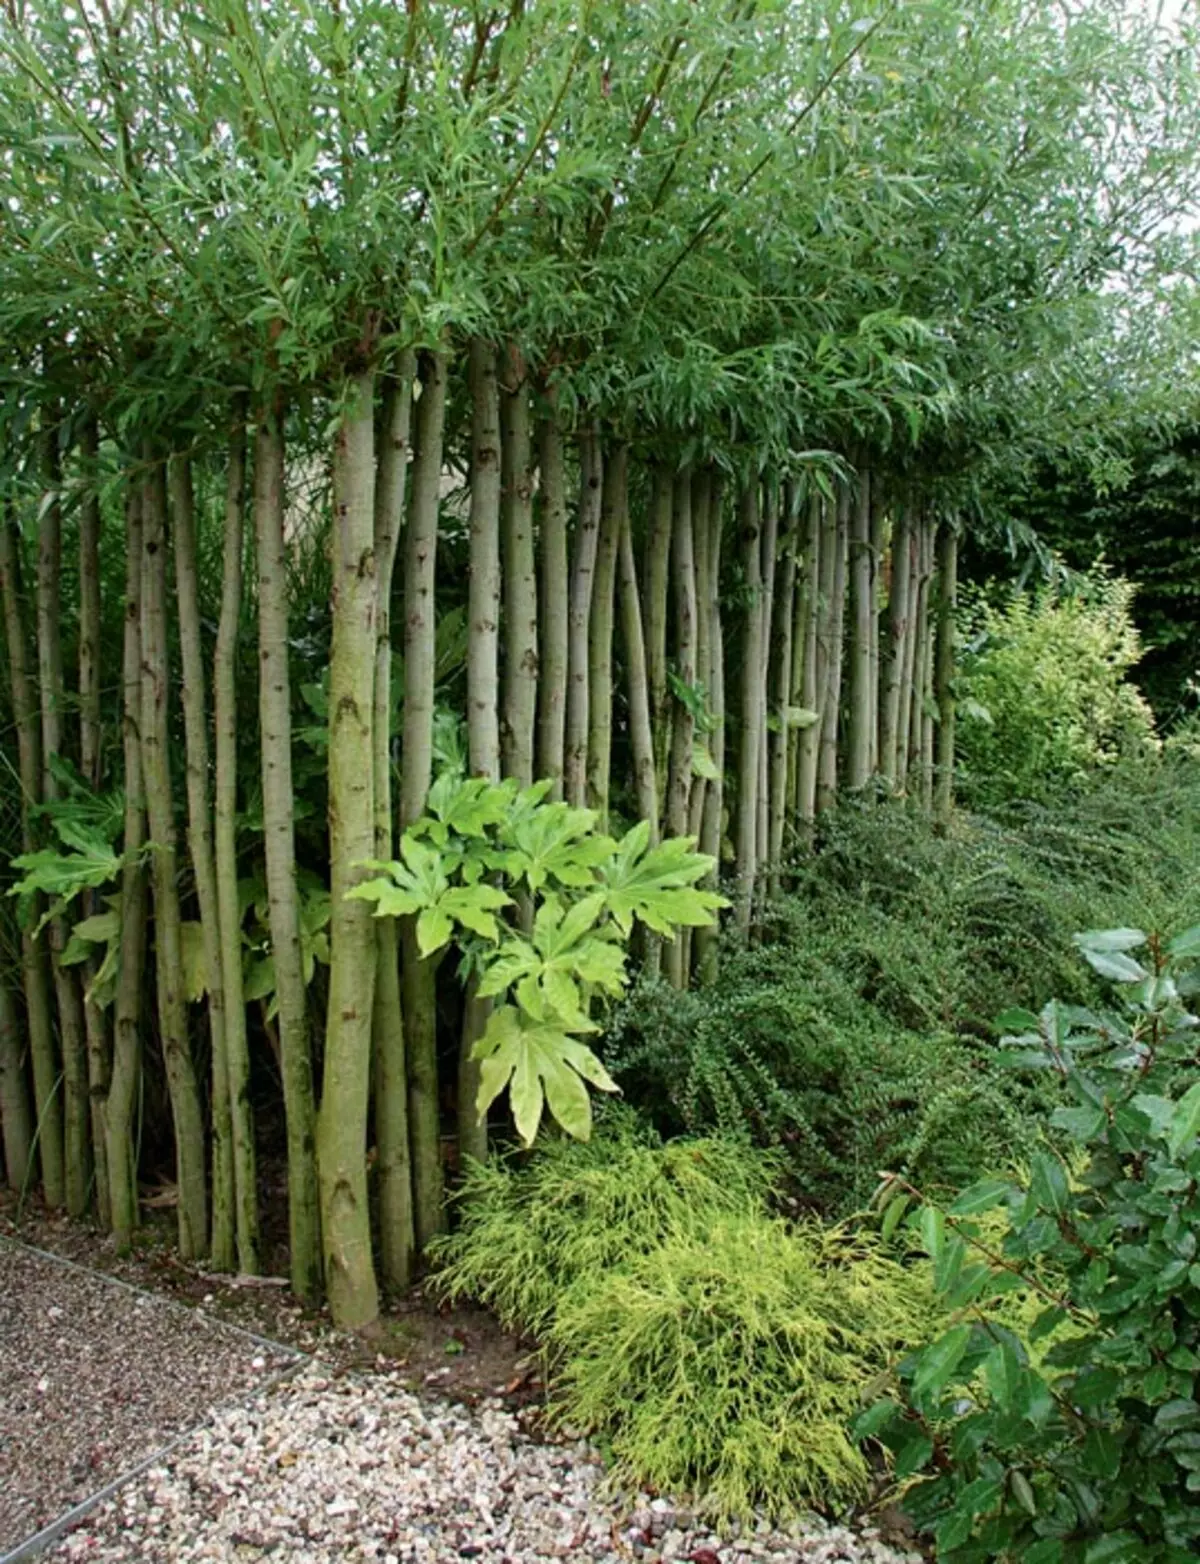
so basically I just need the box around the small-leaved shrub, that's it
[956,571,1158,808]
[606,760,1200,1213]
[431,1115,930,1517]
[863,924,1200,1562]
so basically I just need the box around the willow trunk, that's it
[401,348,449,1253]
[255,397,321,1300]
[141,462,207,1259]
[318,367,381,1331]
[0,515,61,1206]
[213,409,260,1273]
[372,356,416,1294]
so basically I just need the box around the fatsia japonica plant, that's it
[350,769,726,1146]
[860,924,1200,1564]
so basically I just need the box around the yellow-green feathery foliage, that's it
[428,1112,780,1337]
[431,1119,930,1517]
[549,1217,932,1519]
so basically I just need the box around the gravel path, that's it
[2,1236,919,1564]
[39,1364,919,1564]
[0,1239,298,1556]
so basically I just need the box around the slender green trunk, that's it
[918,521,938,814]
[688,469,713,847]
[171,453,234,1271]
[141,461,207,1259]
[867,478,885,777]
[255,395,321,1300]
[816,483,849,815]
[401,348,448,1255]
[755,484,779,874]
[795,494,824,828]
[934,522,959,829]
[500,345,537,787]
[318,366,381,1331]
[904,514,933,794]
[733,482,762,939]
[39,422,91,1217]
[372,355,415,1294]
[564,427,602,808]
[617,493,658,836]
[663,466,696,988]
[644,464,673,812]
[768,488,797,891]
[78,418,110,1225]
[0,513,61,1206]
[878,506,911,788]
[694,475,725,984]
[0,975,32,1191]
[214,406,260,1274]
[535,407,568,796]
[845,466,873,792]
[586,439,622,830]
[106,484,146,1250]
[463,340,502,1168]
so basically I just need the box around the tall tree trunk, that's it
[664,466,696,988]
[401,348,448,1253]
[816,484,849,814]
[38,421,91,1217]
[733,482,762,939]
[255,395,321,1300]
[643,464,674,811]
[617,497,658,837]
[106,484,146,1249]
[694,474,725,984]
[536,405,568,796]
[500,345,537,787]
[878,506,912,788]
[213,406,259,1274]
[563,427,602,808]
[586,439,623,829]
[78,415,110,1223]
[0,977,32,1191]
[318,365,381,1332]
[171,454,234,1271]
[755,484,779,874]
[797,497,838,832]
[0,513,61,1206]
[904,514,933,794]
[934,522,959,829]
[141,461,207,1260]
[867,479,885,777]
[768,488,797,892]
[845,466,873,792]
[462,339,502,1168]
[372,354,415,1294]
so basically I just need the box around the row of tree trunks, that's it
[0,379,961,1337]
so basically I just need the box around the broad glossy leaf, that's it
[1168,1082,1200,1158]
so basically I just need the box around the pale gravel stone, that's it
[44,1364,920,1564]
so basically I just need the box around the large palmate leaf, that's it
[10,820,124,933]
[471,1002,619,1146]
[598,821,726,936]
[494,798,615,891]
[479,891,627,1022]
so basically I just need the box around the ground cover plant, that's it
[433,1113,932,1518]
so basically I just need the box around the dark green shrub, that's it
[606,762,1200,1213]
[863,924,1200,1562]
